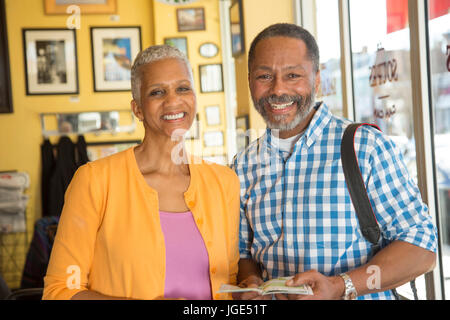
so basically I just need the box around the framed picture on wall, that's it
[91,26,141,92]
[203,131,224,148]
[229,0,245,57]
[164,37,188,58]
[199,42,219,58]
[176,7,205,32]
[0,0,13,113]
[199,64,223,93]
[204,105,221,126]
[230,0,245,57]
[44,0,117,14]
[22,28,79,95]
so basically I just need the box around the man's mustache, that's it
[257,94,303,107]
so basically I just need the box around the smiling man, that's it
[231,23,437,300]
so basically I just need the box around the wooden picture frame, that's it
[44,0,117,15]
[229,0,245,57]
[199,64,223,93]
[91,26,141,92]
[0,0,13,113]
[23,28,79,95]
[164,37,188,58]
[176,7,205,32]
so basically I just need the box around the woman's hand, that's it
[231,275,271,300]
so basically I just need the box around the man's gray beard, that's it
[254,90,315,132]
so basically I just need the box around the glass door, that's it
[427,0,450,299]
[349,0,427,299]
[313,0,343,116]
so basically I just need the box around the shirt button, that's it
[196,218,203,226]
[211,267,217,274]
[188,201,195,208]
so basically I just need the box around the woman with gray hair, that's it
[43,45,240,300]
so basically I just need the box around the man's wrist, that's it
[331,275,346,299]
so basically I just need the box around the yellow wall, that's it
[234,0,294,139]
[0,0,228,288]
[0,0,154,288]
[152,0,228,159]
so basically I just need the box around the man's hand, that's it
[231,275,271,300]
[275,270,345,300]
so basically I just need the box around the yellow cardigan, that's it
[43,147,240,300]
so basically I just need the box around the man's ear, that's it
[314,70,321,95]
[131,99,143,121]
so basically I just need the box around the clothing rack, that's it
[40,110,136,138]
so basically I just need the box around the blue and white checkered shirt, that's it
[231,103,437,300]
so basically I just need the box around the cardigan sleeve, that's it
[226,171,241,286]
[43,163,104,300]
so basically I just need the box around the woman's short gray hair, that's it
[131,44,193,103]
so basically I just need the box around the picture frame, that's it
[229,0,245,57]
[91,26,141,92]
[0,0,13,113]
[22,28,79,95]
[44,0,117,15]
[164,37,188,58]
[176,7,205,32]
[199,42,218,58]
[199,64,223,93]
[204,105,221,126]
[86,140,140,162]
[203,131,224,148]
[236,114,249,153]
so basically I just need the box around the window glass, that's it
[314,0,343,116]
[427,0,450,299]
[349,0,427,299]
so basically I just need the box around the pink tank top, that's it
[159,211,212,300]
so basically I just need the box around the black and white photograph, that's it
[23,28,78,95]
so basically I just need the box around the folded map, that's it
[218,276,313,296]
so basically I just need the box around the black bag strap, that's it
[341,123,381,249]
[340,123,418,300]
